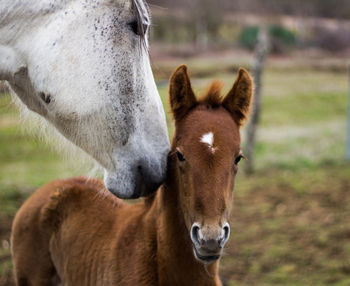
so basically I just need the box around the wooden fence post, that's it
[244,26,269,174]
[346,64,350,161]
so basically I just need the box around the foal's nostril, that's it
[223,225,230,238]
[190,223,201,247]
[220,223,230,248]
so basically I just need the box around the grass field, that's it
[0,57,350,285]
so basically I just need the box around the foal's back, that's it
[11,177,157,286]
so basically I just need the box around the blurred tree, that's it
[149,0,225,50]
[244,26,270,174]
[347,64,350,161]
[190,0,223,51]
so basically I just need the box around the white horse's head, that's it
[0,0,170,198]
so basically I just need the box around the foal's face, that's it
[174,108,241,263]
[169,65,253,264]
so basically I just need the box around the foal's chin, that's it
[193,247,222,265]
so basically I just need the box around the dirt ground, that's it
[1,165,349,285]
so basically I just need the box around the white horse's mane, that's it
[11,92,101,176]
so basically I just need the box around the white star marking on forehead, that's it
[200,132,216,154]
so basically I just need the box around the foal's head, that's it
[168,65,253,264]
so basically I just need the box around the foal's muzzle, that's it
[190,222,230,264]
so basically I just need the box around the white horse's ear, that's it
[0,45,26,81]
[222,68,253,126]
[169,65,196,121]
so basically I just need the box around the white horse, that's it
[0,0,170,199]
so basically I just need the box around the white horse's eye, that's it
[128,21,147,36]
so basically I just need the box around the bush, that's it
[239,26,259,50]
[269,25,297,53]
[239,25,297,54]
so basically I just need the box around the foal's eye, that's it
[176,150,185,162]
[234,155,244,165]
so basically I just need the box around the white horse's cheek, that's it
[0,45,25,80]
[24,10,105,115]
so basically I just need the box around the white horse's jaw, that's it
[0,0,170,198]
[104,61,170,198]
[104,146,169,199]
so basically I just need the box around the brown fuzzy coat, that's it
[11,177,221,286]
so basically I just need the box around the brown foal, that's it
[11,65,253,286]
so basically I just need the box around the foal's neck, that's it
[150,181,220,285]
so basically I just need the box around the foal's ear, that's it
[222,68,253,126]
[169,65,197,120]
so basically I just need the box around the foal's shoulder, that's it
[44,177,115,205]
[40,177,123,230]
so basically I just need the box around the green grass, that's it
[222,162,350,286]
[1,61,350,285]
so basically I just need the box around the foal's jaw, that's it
[193,248,220,264]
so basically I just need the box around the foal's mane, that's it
[198,81,224,108]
